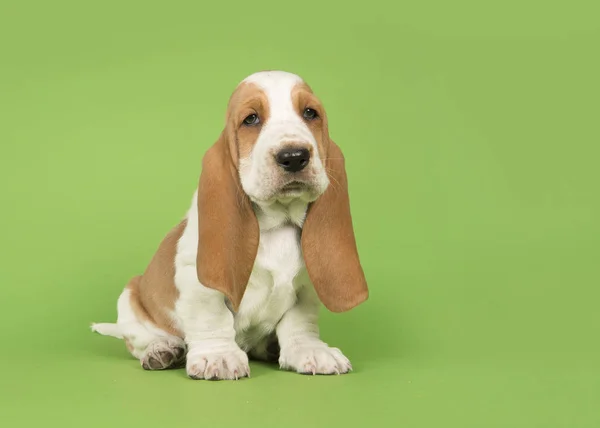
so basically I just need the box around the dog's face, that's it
[197,70,368,313]
[226,72,330,204]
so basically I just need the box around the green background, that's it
[1,1,599,427]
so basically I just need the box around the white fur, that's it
[93,71,351,379]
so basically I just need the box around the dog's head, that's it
[234,72,329,204]
[196,71,368,312]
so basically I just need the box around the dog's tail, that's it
[90,322,123,339]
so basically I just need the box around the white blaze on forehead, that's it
[242,71,305,123]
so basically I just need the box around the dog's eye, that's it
[243,114,260,126]
[303,108,318,121]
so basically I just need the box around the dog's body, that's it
[92,71,368,380]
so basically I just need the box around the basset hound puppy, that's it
[92,70,368,380]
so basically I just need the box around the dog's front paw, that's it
[279,343,352,375]
[186,348,250,380]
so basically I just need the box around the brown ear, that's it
[301,140,369,313]
[196,132,259,312]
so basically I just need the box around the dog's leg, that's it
[92,286,186,370]
[276,286,352,375]
[175,267,249,380]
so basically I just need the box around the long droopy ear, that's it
[301,140,369,313]
[196,132,259,312]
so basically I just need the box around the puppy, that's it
[92,70,368,380]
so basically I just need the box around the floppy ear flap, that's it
[301,139,369,312]
[196,132,259,312]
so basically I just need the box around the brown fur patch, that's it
[291,82,329,161]
[290,83,369,312]
[300,137,369,312]
[226,82,270,160]
[126,220,187,337]
[196,131,259,311]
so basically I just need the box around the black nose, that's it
[275,148,310,173]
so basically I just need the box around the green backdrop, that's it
[1,1,599,427]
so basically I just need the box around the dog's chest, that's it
[233,223,304,335]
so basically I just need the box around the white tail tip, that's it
[90,322,123,339]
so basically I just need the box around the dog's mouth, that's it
[276,181,315,199]
[281,181,308,192]
[258,179,322,204]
